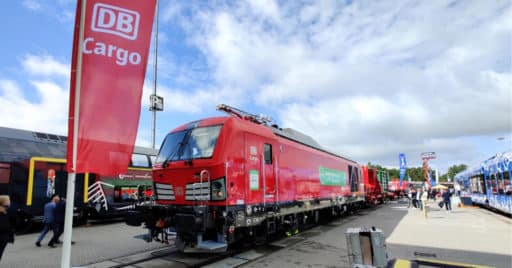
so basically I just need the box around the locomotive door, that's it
[245,133,276,206]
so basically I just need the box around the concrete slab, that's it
[234,249,265,260]
[243,203,512,268]
[87,260,122,268]
[136,258,187,268]
[1,222,167,268]
[161,251,220,266]
[111,251,155,263]
[202,257,249,268]
[386,204,512,267]
[269,236,305,248]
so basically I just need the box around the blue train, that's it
[455,151,511,215]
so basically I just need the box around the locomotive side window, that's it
[131,154,150,168]
[349,166,359,192]
[0,163,10,194]
[0,163,9,184]
[264,144,272,165]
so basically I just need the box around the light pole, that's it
[150,0,163,149]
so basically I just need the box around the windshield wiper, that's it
[162,129,192,168]
[162,141,182,168]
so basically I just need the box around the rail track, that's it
[98,206,378,268]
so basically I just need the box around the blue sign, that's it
[429,171,436,187]
[399,153,406,187]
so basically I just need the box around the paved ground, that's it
[1,221,167,268]
[239,201,512,268]
[4,202,511,268]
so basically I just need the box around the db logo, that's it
[175,187,184,196]
[91,3,140,40]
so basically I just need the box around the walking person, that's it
[53,197,65,244]
[0,195,15,260]
[442,189,452,212]
[35,194,60,248]
[53,198,76,245]
[407,187,413,208]
[416,188,423,210]
[411,187,418,208]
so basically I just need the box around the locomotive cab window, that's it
[264,144,272,165]
[156,125,222,164]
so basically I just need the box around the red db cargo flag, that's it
[67,0,156,175]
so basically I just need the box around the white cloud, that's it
[141,82,243,115]
[161,0,511,171]
[22,54,70,78]
[1,54,72,135]
[22,0,41,10]
[0,79,68,134]
[247,0,281,22]
[161,1,183,23]
[1,54,152,148]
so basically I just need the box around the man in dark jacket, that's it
[52,198,75,245]
[53,198,66,243]
[35,194,60,247]
[442,190,452,211]
[0,195,15,260]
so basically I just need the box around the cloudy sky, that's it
[0,0,510,173]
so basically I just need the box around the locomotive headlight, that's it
[246,205,252,216]
[212,181,224,198]
[210,177,226,201]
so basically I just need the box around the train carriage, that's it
[0,126,156,229]
[128,105,365,252]
[455,151,512,215]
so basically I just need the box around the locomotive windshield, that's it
[156,125,222,164]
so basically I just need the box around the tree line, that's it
[367,162,467,182]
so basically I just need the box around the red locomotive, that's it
[361,166,384,205]
[128,104,365,252]
[387,179,408,199]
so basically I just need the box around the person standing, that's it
[407,187,413,208]
[0,195,15,260]
[455,183,461,197]
[416,188,423,210]
[421,187,429,219]
[442,189,452,211]
[35,194,60,248]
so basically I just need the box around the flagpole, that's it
[61,0,86,267]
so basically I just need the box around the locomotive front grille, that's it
[155,182,176,200]
[185,182,210,201]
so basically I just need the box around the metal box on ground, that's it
[346,227,387,268]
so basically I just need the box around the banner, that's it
[67,0,156,175]
[319,166,347,186]
[399,153,406,187]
